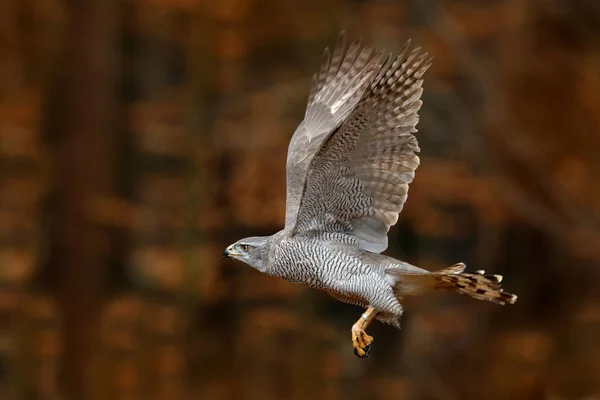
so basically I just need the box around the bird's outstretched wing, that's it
[284,32,382,229]
[290,37,432,253]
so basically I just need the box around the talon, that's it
[363,342,372,356]
[354,344,370,358]
[352,327,374,358]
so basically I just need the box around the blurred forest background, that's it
[1,0,600,399]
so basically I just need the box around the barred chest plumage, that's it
[266,236,326,288]
[266,234,378,293]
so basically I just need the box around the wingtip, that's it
[349,36,363,50]
[335,30,347,50]
[400,38,412,53]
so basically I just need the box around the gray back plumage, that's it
[284,33,432,253]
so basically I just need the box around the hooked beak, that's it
[223,245,235,259]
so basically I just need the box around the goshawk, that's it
[224,32,517,358]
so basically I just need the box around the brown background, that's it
[0,0,599,399]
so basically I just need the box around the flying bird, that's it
[224,32,517,358]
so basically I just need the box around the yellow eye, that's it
[240,244,249,252]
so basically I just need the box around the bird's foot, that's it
[351,325,374,358]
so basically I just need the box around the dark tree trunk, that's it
[42,0,119,398]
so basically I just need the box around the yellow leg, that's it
[351,307,378,358]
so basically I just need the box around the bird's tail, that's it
[432,263,517,305]
[389,262,518,305]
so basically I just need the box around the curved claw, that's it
[354,342,372,358]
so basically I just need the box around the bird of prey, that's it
[224,32,517,358]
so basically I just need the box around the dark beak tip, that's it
[223,248,230,259]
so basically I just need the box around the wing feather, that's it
[290,36,432,253]
[284,32,382,228]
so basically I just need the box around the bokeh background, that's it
[1,0,600,399]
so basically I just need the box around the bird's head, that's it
[223,236,271,273]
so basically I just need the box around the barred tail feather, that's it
[387,262,518,305]
[434,263,518,305]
